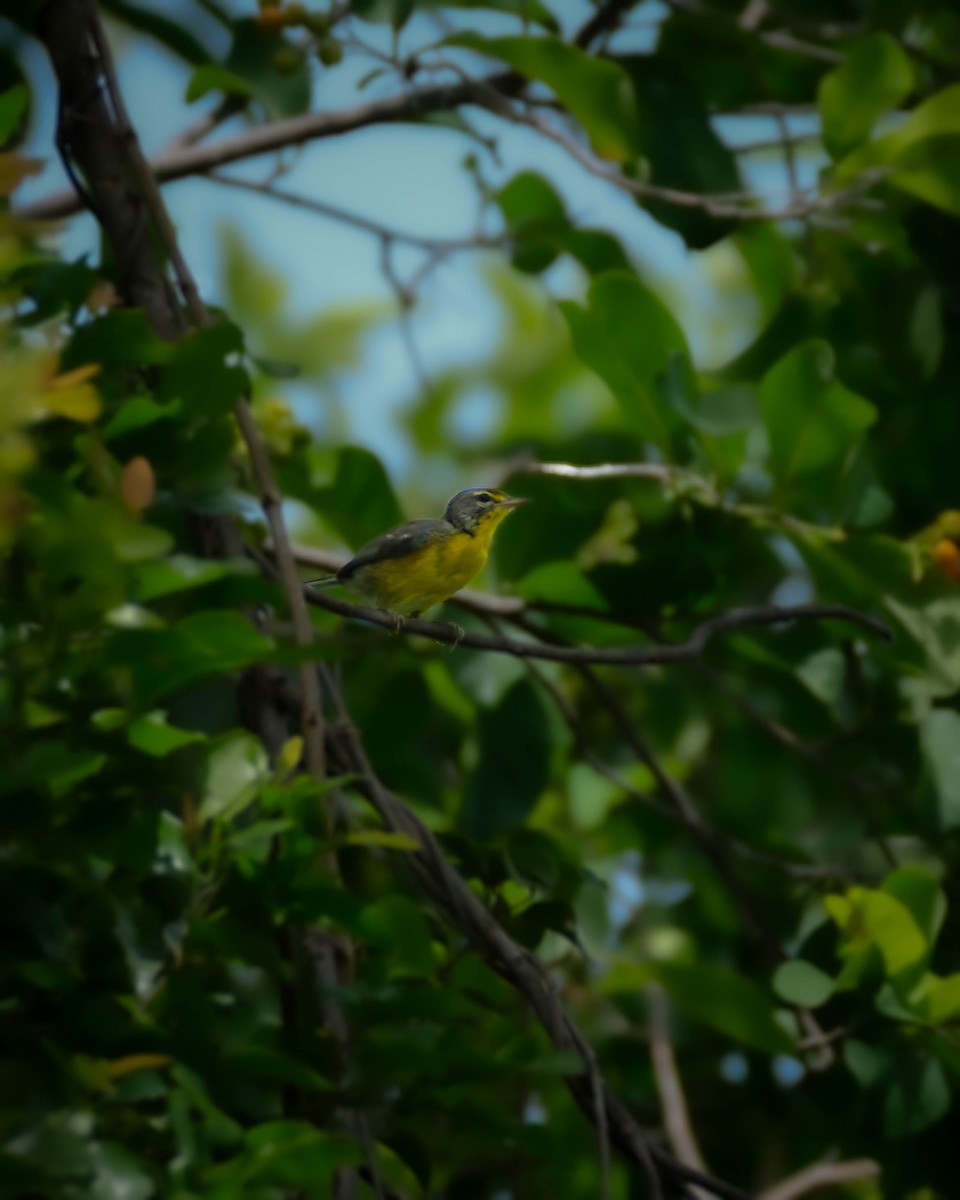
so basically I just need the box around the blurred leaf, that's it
[451,34,640,161]
[109,611,273,704]
[199,730,270,823]
[819,33,914,159]
[205,1121,360,1187]
[919,709,960,829]
[606,961,794,1054]
[882,867,946,945]
[185,64,256,104]
[838,84,960,215]
[773,960,835,1008]
[619,56,741,248]
[828,886,928,980]
[344,829,422,851]
[461,679,551,840]
[87,1141,154,1200]
[223,19,311,119]
[157,322,247,417]
[759,339,877,506]
[315,445,404,548]
[884,1055,951,1137]
[103,0,213,64]
[64,308,172,369]
[361,894,434,975]
[561,272,691,455]
[439,0,558,31]
[0,84,28,146]
[127,710,205,757]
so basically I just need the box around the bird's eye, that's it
[477,492,494,504]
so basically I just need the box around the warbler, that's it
[309,487,527,617]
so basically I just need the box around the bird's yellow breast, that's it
[351,510,508,615]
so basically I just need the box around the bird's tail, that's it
[305,575,338,588]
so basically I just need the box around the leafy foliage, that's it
[3,1,960,1198]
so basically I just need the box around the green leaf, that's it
[451,34,640,162]
[837,84,960,215]
[438,0,558,32]
[497,172,567,274]
[606,961,794,1054]
[361,894,434,975]
[759,339,877,499]
[104,396,179,441]
[773,960,836,1008]
[102,0,213,65]
[206,1121,361,1187]
[111,523,174,564]
[829,887,928,980]
[884,1055,951,1137]
[845,1039,894,1087]
[127,711,206,757]
[561,272,691,455]
[925,974,960,1025]
[87,1140,154,1200]
[109,611,274,704]
[185,64,256,104]
[136,555,247,601]
[881,867,946,946]
[818,33,914,159]
[618,56,741,248]
[63,309,172,370]
[461,679,552,840]
[198,730,270,823]
[496,171,630,275]
[157,322,248,417]
[0,83,28,145]
[517,561,607,608]
[314,446,404,548]
[224,19,311,120]
[920,709,960,829]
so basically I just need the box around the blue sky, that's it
[13,0,823,482]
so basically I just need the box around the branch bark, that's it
[303,585,891,665]
[322,673,749,1200]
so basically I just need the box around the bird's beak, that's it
[498,495,529,509]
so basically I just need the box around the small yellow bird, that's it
[310,487,527,617]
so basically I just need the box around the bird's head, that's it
[444,487,528,535]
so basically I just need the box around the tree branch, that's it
[758,1157,880,1200]
[320,667,749,1200]
[304,585,891,665]
[648,985,708,1178]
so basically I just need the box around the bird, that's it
[308,487,528,618]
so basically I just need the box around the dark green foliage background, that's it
[3,1,960,1198]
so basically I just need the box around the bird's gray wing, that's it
[337,519,449,580]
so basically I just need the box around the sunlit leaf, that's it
[451,34,640,161]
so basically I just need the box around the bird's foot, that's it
[447,621,465,649]
[378,609,406,634]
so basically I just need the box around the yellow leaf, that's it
[42,384,101,422]
[107,1053,173,1079]
[344,829,422,852]
[276,735,304,780]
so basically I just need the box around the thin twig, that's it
[208,170,502,254]
[758,1157,881,1200]
[648,985,708,1177]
